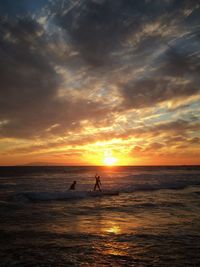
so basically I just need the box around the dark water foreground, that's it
[0,166,200,266]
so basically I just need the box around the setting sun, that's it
[104,156,117,166]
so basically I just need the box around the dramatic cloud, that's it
[0,0,199,165]
[0,16,113,138]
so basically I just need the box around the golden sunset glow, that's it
[104,156,117,166]
[0,0,199,167]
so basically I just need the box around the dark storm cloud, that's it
[0,15,112,138]
[54,0,173,66]
[121,75,199,109]
[0,0,199,141]
[0,16,61,137]
[53,0,200,109]
[54,0,200,67]
[160,34,200,77]
[121,32,200,109]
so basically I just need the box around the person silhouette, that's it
[93,174,102,191]
[69,181,76,190]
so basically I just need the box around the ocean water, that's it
[0,166,200,267]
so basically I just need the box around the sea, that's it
[0,165,200,267]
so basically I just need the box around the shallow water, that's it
[0,166,200,266]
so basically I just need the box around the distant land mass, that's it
[21,162,69,166]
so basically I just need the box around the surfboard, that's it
[21,190,119,201]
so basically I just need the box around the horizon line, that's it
[0,164,199,167]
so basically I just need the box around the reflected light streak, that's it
[105,225,121,234]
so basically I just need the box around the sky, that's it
[0,0,199,166]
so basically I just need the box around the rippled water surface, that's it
[0,166,200,266]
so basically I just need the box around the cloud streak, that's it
[0,0,199,164]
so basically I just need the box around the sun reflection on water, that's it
[105,225,121,234]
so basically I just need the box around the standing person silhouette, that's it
[94,174,102,191]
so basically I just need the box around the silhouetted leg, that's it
[94,183,97,191]
[97,184,101,191]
